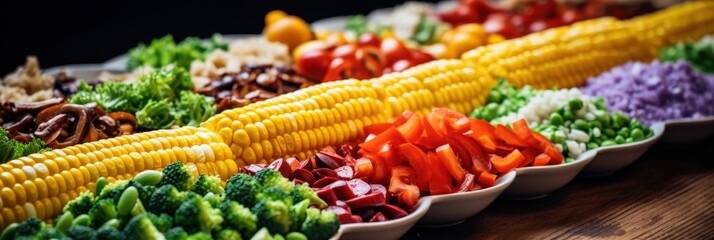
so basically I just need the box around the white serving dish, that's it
[581,122,665,175]
[311,16,350,31]
[336,197,432,240]
[657,116,714,147]
[44,64,122,82]
[418,171,516,226]
[501,150,597,200]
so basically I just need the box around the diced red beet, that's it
[326,206,353,224]
[345,192,386,208]
[344,154,356,167]
[321,146,337,154]
[335,166,354,179]
[315,188,338,206]
[351,207,377,220]
[292,168,315,186]
[242,164,265,175]
[312,168,338,180]
[316,152,342,169]
[370,184,388,199]
[298,158,314,171]
[285,157,300,170]
[314,177,339,188]
[338,144,356,157]
[335,200,350,210]
[350,215,363,223]
[347,179,371,197]
[268,158,293,178]
[379,204,409,219]
[369,212,388,222]
[458,173,476,193]
[329,180,357,200]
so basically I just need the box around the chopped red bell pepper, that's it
[469,119,497,140]
[494,125,530,148]
[363,152,389,185]
[396,113,424,143]
[359,126,407,153]
[354,157,374,181]
[397,143,431,191]
[533,153,551,166]
[364,123,393,136]
[518,147,538,167]
[477,171,497,187]
[491,149,525,173]
[435,144,468,183]
[394,110,415,126]
[512,119,539,146]
[389,166,420,209]
[544,145,564,165]
[426,152,452,195]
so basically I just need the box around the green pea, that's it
[487,91,502,103]
[273,234,286,240]
[615,136,625,144]
[618,127,630,138]
[574,120,590,132]
[631,128,645,141]
[55,211,74,233]
[118,186,139,216]
[604,128,616,138]
[550,132,565,144]
[72,214,90,226]
[597,114,611,126]
[590,121,602,129]
[586,142,599,150]
[601,140,617,147]
[556,107,565,116]
[568,99,584,111]
[0,223,19,240]
[646,131,654,138]
[614,112,630,126]
[286,232,308,240]
[102,219,121,229]
[95,177,108,195]
[549,113,564,126]
[626,137,635,143]
[133,170,163,186]
[563,111,575,122]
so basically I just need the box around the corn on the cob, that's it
[462,1,714,89]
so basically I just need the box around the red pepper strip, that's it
[445,137,474,172]
[491,149,525,173]
[396,113,424,143]
[389,166,420,209]
[457,173,476,192]
[427,152,453,195]
[377,143,401,181]
[544,145,564,165]
[363,152,389,185]
[397,143,431,191]
[495,140,517,156]
[435,144,468,183]
[394,110,415,126]
[533,153,551,166]
[359,126,407,153]
[451,134,491,174]
[494,124,530,148]
[512,119,540,146]
[416,116,447,148]
[518,147,538,167]
[364,123,393,136]
[469,119,497,140]
[478,171,497,187]
[433,108,471,134]
[425,111,445,133]
[474,135,497,153]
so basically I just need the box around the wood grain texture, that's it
[401,137,714,240]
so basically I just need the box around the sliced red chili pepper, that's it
[435,144,468,183]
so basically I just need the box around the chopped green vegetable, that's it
[411,16,438,45]
[0,128,50,163]
[344,15,390,40]
[128,34,228,70]
[660,37,714,73]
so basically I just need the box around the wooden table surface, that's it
[401,137,714,240]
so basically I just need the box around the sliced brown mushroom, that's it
[107,112,137,134]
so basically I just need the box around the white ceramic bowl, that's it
[417,171,517,226]
[657,116,714,147]
[501,150,596,200]
[336,197,432,240]
[581,122,665,175]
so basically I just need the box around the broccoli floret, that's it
[290,183,327,208]
[251,199,291,235]
[186,232,212,240]
[14,217,45,237]
[290,200,310,232]
[203,192,225,208]
[95,226,125,240]
[165,227,188,240]
[147,213,174,233]
[127,180,158,205]
[254,169,292,192]
[63,191,95,217]
[175,195,223,232]
[148,184,189,215]
[193,174,224,196]
[159,162,194,191]
[36,228,66,240]
[225,173,259,208]
[215,229,242,240]
[219,201,257,237]
[301,208,339,240]
[88,199,118,228]
[257,186,293,206]
[97,180,129,202]
[67,225,97,240]
[122,214,165,240]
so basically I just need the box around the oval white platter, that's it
[581,122,665,175]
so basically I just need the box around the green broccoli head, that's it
[96,180,129,202]
[301,208,340,240]
[225,173,259,208]
[148,184,189,215]
[186,232,213,240]
[36,228,66,240]
[193,174,224,196]
[290,199,310,232]
[122,214,165,240]
[251,199,292,235]
[254,168,293,192]
[67,225,97,240]
[95,226,126,240]
[88,199,118,228]
[290,183,328,208]
[63,191,95,217]
[219,201,257,237]
[215,229,242,240]
[14,217,45,237]
[175,195,223,232]
[159,162,195,191]
[147,213,174,233]
[164,227,188,240]
[258,186,293,206]
[129,180,158,205]
[203,192,225,208]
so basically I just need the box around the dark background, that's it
[0,0,442,74]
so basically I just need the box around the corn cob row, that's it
[462,1,714,89]
[0,127,236,228]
